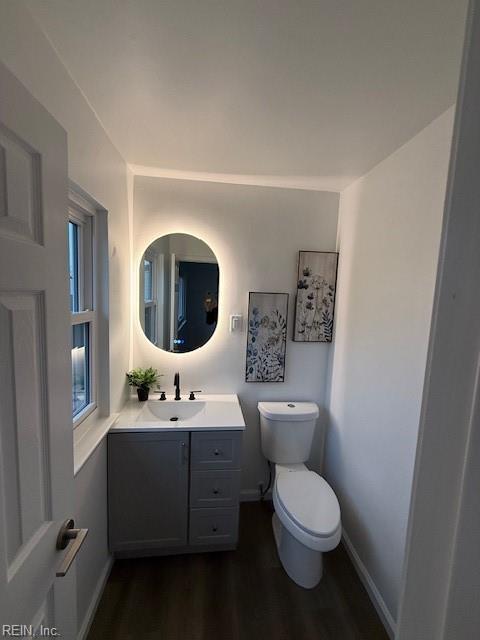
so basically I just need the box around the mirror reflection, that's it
[139,233,219,352]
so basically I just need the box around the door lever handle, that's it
[56,519,88,577]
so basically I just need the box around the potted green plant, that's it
[126,367,161,401]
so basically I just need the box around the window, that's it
[68,222,80,312]
[68,196,96,425]
[143,257,157,344]
[144,259,153,302]
[72,323,90,415]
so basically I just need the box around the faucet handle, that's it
[189,390,202,401]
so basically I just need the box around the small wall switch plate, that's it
[230,314,243,332]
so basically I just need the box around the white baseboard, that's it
[341,529,396,639]
[77,556,113,640]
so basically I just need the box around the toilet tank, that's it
[258,402,319,464]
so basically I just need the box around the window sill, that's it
[73,411,119,476]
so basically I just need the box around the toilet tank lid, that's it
[258,402,319,421]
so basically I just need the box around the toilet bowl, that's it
[272,464,341,588]
[258,402,342,589]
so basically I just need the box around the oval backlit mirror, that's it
[139,233,219,352]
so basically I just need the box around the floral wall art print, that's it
[294,251,339,342]
[246,292,288,382]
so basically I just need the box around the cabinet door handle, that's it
[213,448,221,456]
[181,441,188,464]
[212,525,218,532]
[212,488,219,495]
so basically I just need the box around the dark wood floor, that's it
[87,502,388,640]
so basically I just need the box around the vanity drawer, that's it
[191,431,242,470]
[190,469,241,508]
[189,507,239,546]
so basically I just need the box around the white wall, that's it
[74,441,111,638]
[398,7,480,635]
[133,177,339,494]
[0,2,130,635]
[325,107,455,633]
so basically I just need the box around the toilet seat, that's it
[273,470,341,552]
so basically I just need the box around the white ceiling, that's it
[27,0,467,190]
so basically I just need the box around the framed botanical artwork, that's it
[245,292,289,382]
[293,251,339,342]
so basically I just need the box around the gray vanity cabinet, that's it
[108,432,189,554]
[189,432,242,546]
[108,429,243,557]
[190,431,242,470]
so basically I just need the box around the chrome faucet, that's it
[174,372,181,401]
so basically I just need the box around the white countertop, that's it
[111,394,246,432]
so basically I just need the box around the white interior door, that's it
[0,63,78,637]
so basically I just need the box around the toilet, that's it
[258,401,341,588]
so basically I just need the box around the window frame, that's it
[141,252,158,345]
[69,194,98,427]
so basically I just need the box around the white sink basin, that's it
[111,394,246,432]
[139,400,206,423]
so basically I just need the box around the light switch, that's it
[230,314,243,332]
